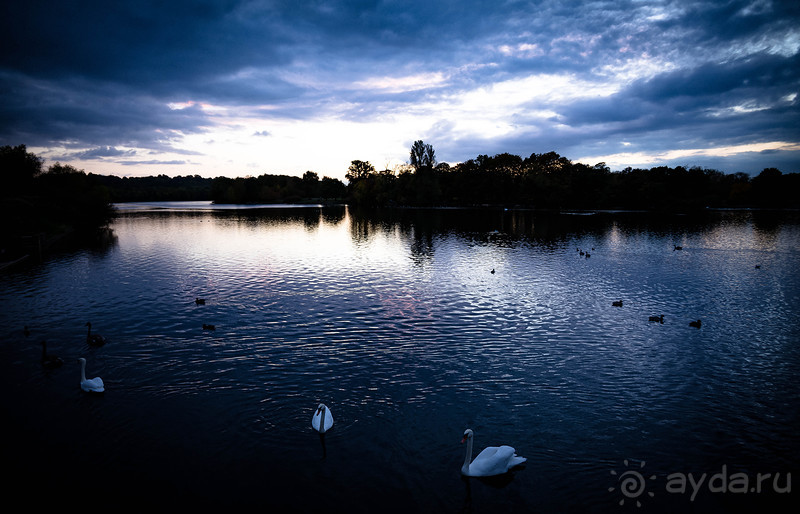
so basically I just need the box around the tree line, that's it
[3,142,799,216]
[1,145,115,248]
[345,141,800,211]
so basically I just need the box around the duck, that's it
[689,319,702,329]
[649,315,664,323]
[40,341,63,369]
[612,300,623,307]
[202,324,216,331]
[78,358,104,393]
[195,298,206,305]
[674,245,683,251]
[490,269,495,274]
[311,403,334,434]
[461,429,526,477]
[85,322,106,346]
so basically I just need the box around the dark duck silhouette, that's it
[689,319,702,329]
[203,324,216,331]
[85,322,106,346]
[195,298,206,305]
[612,300,623,307]
[40,341,63,369]
[649,315,664,323]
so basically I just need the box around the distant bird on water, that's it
[612,300,623,307]
[649,315,664,323]
[85,322,106,346]
[195,298,206,305]
[40,341,63,369]
[202,324,216,331]
[491,269,495,274]
[689,319,702,329]
[674,245,683,251]
[78,358,104,393]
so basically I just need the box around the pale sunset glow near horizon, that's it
[2,1,798,182]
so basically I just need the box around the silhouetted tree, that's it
[346,160,375,182]
[409,140,435,171]
[0,144,43,194]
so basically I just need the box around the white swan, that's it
[311,403,333,434]
[78,358,104,393]
[461,428,526,477]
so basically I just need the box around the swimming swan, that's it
[40,341,63,369]
[85,322,106,346]
[311,403,333,434]
[78,358,104,393]
[461,429,526,477]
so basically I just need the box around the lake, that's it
[1,203,798,513]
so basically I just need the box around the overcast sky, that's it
[1,0,798,181]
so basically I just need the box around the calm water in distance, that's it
[2,203,798,513]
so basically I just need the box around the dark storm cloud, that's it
[0,0,798,175]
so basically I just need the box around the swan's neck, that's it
[86,325,91,337]
[80,360,87,381]
[462,435,473,474]
[319,406,327,433]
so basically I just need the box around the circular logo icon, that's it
[609,459,657,507]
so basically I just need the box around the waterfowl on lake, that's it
[689,319,702,328]
[85,322,106,346]
[78,357,104,393]
[461,429,526,477]
[612,300,623,307]
[202,324,215,330]
[195,298,206,305]
[490,269,495,274]
[674,245,683,250]
[311,403,333,434]
[649,315,664,323]
[40,341,63,369]
[755,265,761,269]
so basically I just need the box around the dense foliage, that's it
[345,149,800,211]
[92,174,213,202]
[210,171,346,204]
[1,145,115,256]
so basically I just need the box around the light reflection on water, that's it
[1,205,799,512]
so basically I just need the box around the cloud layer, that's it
[1,0,798,179]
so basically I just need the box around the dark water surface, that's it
[2,204,798,512]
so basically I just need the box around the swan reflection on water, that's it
[312,404,334,459]
[318,432,327,459]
